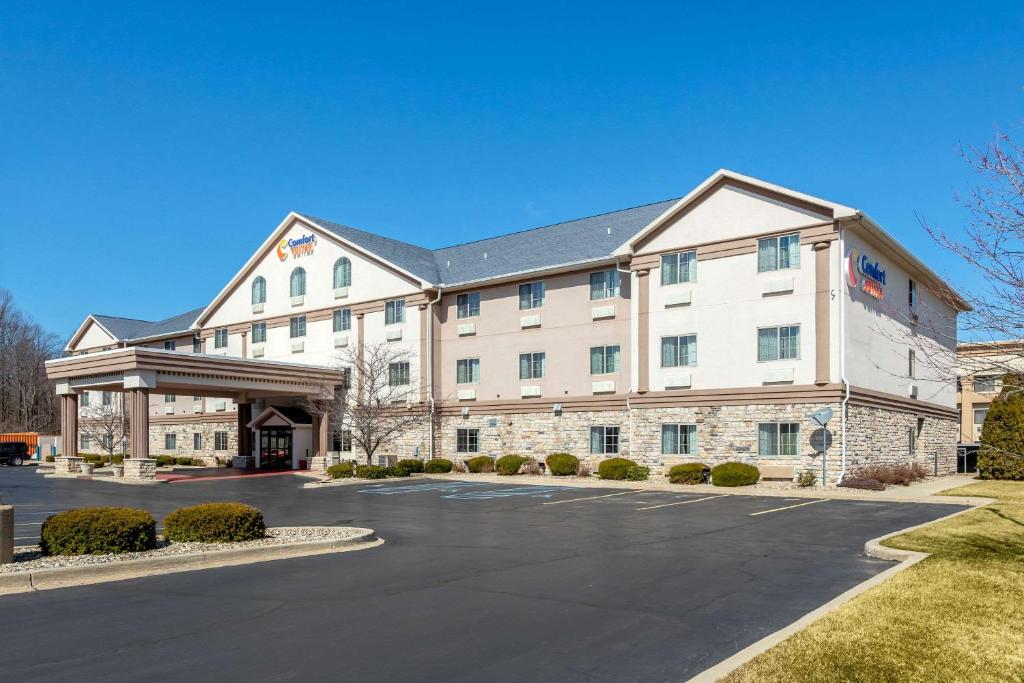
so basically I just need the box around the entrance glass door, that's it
[259,428,293,469]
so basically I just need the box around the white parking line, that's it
[542,490,644,505]
[635,494,728,510]
[749,499,830,516]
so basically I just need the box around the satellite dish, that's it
[810,407,834,427]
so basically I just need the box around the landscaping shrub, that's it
[466,456,495,473]
[356,464,388,479]
[578,461,593,477]
[546,453,579,476]
[668,463,708,484]
[155,455,175,467]
[711,462,760,487]
[326,463,354,479]
[45,455,55,462]
[175,457,196,466]
[520,457,542,475]
[598,457,638,480]
[979,373,1024,480]
[797,470,818,487]
[396,458,424,475]
[39,507,156,556]
[625,465,650,481]
[495,454,528,475]
[384,465,410,477]
[852,463,927,487]
[164,503,265,543]
[839,476,885,491]
[424,458,453,473]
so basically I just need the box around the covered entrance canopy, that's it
[45,347,343,463]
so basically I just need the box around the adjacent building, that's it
[48,170,967,482]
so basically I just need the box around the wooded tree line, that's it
[0,289,61,434]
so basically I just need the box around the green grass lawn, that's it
[723,480,1024,682]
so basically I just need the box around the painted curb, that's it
[686,496,995,682]
[0,528,379,597]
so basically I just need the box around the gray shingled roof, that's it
[302,197,679,286]
[92,307,205,342]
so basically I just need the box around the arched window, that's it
[334,257,352,289]
[251,276,266,305]
[290,267,306,297]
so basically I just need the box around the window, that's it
[101,391,112,406]
[457,292,480,319]
[164,433,176,450]
[214,432,228,450]
[164,340,176,351]
[908,426,917,455]
[661,251,697,285]
[908,278,917,309]
[456,428,480,453]
[193,433,202,450]
[252,276,266,305]
[165,394,176,403]
[100,435,112,451]
[214,328,228,349]
[974,375,1000,393]
[333,257,352,288]
[590,270,621,300]
[290,316,307,338]
[973,405,989,442]
[341,367,352,390]
[519,352,545,380]
[389,362,410,387]
[661,424,697,455]
[590,426,620,454]
[758,325,800,361]
[332,430,353,452]
[758,422,800,456]
[80,391,90,408]
[333,308,352,332]
[661,335,697,367]
[290,267,307,297]
[385,299,406,325]
[590,345,621,374]
[518,281,545,310]
[251,321,267,344]
[908,350,916,379]
[757,233,801,272]
[193,337,202,353]
[80,435,90,450]
[456,358,480,384]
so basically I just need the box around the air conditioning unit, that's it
[334,335,349,348]
[251,303,264,314]
[291,341,304,353]
[664,290,692,307]
[214,400,226,411]
[252,346,264,358]
[386,329,402,341]
[334,287,349,299]
[290,295,304,307]
[665,373,692,389]
[591,305,615,320]
[164,404,174,415]
[192,402,203,414]
[457,323,476,336]
[520,314,542,329]
[592,380,615,394]
[909,384,919,399]
[520,385,541,398]
[458,389,477,401]
[762,367,795,384]
[761,278,795,296]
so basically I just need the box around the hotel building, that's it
[47,170,966,483]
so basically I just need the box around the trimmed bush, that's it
[979,373,1024,480]
[424,458,453,473]
[45,455,55,462]
[598,457,638,480]
[175,457,196,466]
[356,464,388,479]
[546,453,579,476]
[466,456,495,473]
[326,463,354,479]
[495,454,528,475]
[797,470,817,487]
[384,465,410,477]
[839,476,885,491]
[396,459,424,475]
[155,455,175,467]
[164,503,265,543]
[625,465,650,481]
[711,462,760,487]
[40,507,156,556]
[668,463,707,485]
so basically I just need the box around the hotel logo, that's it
[277,233,318,262]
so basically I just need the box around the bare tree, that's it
[78,396,128,461]
[305,342,431,465]
[0,289,61,433]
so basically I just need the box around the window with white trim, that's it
[193,433,201,451]
[519,352,545,380]
[518,282,545,310]
[456,358,480,384]
[214,432,228,450]
[385,299,406,325]
[590,270,620,300]
[389,362,410,387]
[661,424,697,455]
[165,394,176,402]
[290,316,307,338]
[333,308,351,332]
[333,257,352,288]
[974,375,1000,393]
[456,428,479,453]
[757,325,800,361]
[80,435,90,450]
[590,345,621,374]
[80,391,90,408]
[661,335,697,367]
[457,292,480,319]
[758,422,800,456]
[214,328,228,349]
[251,321,267,344]
[757,234,800,272]
[252,276,267,305]
[102,391,112,406]
[661,250,696,285]
[908,350,916,379]
[973,405,989,442]
[333,430,353,452]
[290,267,307,297]
[164,340,176,351]
[590,426,620,454]
[164,433,176,450]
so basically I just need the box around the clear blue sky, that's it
[2,1,1022,340]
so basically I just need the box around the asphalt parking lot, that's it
[0,467,965,682]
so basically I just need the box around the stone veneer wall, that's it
[844,404,958,478]
[148,421,238,464]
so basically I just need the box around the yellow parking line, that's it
[749,499,830,516]
[635,494,728,510]
[542,490,644,505]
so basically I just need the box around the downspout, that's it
[838,220,853,486]
[427,286,443,459]
[616,256,633,415]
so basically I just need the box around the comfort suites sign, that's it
[847,247,886,300]
[277,233,317,261]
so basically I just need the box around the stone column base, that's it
[54,456,84,475]
[310,456,327,473]
[232,455,255,469]
[123,458,157,480]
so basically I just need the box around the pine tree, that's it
[978,373,1024,480]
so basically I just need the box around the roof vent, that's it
[446,260,450,268]
[483,252,488,259]
[607,227,611,235]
